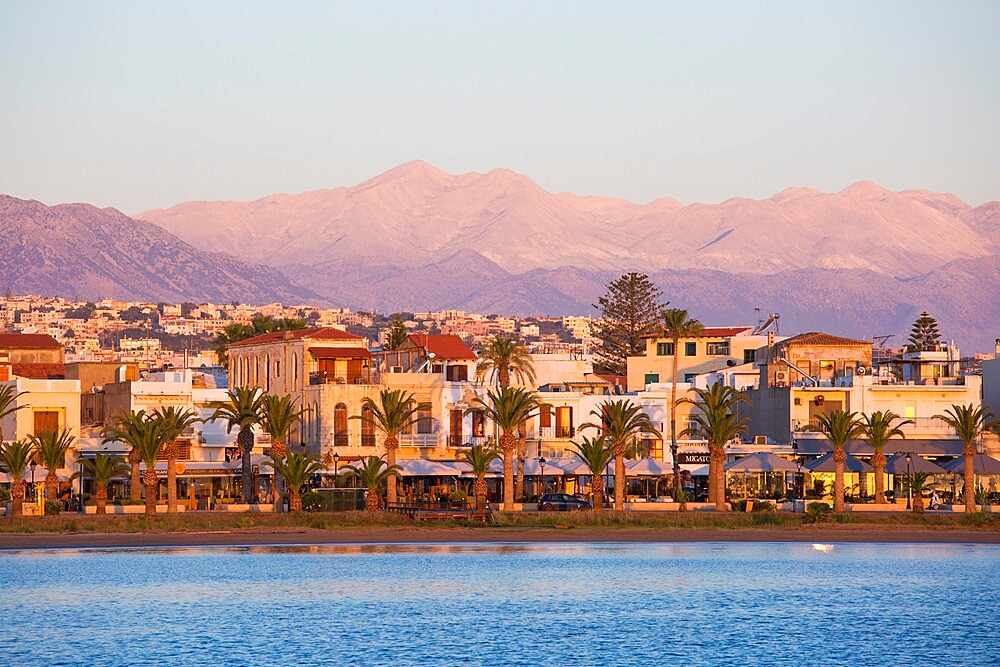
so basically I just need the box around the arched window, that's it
[334,403,348,448]
[361,405,376,446]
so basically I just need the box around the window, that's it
[539,405,552,428]
[361,405,376,446]
[333,403,348,447]
[743,349,756,364]
[685,342,697,356]
[417,403,433,434]
[644,373,659,385]
[274,359,280,378]
[706,341,730,356]
[472,412,486,437]
[33,410,59,434]
[555,406,574,438]
[684,373,697,383]
[656,342,674,356]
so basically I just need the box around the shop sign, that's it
[677,452,711,464]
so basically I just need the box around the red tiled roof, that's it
[408,334,476,360]
[229,327,361,347]
[12,363,66,379]
[0,334,62,349]
[781,332,871,346]
[642,326,753,339]
[309,347,372,359]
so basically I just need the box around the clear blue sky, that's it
[2,1,997,213]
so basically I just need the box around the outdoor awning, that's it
[796,438,965,457]
[725,452,799,473]
[539,456,611,476]
[626,458,673,476]
[309,347,372,359]
[939,454,1000,475]
[396,459,464,477]
[487,458,567,476]
[883,453,947,474]
[804,452,874,473]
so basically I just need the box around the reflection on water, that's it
[1,542,998,666]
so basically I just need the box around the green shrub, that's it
[44,500,62,516]
[0,487,10,503]
[301,491,323,513]
[962,511,995,528]
[751,501,776,513]
[114,499,145,506]
[752,512,781,525]
[804,502,832,524]
[449,490,467,502]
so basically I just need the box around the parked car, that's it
[537,493,593,511]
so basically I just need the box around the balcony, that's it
[309,370,380,386]
[792,416,951,433]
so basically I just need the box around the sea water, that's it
[0,542,997,666]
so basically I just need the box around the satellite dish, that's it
[856,366,868,375]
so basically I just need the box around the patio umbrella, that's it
[804,452,873,473]
[487,458,566,476]
[626,458,673,476]
[883,453,947,474]
[396,459,464,477]
[0,466,70,483]
[548,456,613,476]
[724,452,799,472]
[938,454,1000,475]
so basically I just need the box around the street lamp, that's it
[79,460,85,513]
[538,456,546,498]
[29,459,37,500]
[333,452,340,489]
[796,460,803,512]
[905,453,913,510]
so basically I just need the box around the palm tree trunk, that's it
[592,475,604,513]
[614,451,625,511]
[166,449,177,514]
[365,490,379,512]
[289,489,302,512]
[872,450,887,504]
[515,437,525,499]
[11,481,24,516]
[833,449,846,512]
[912,491,925,514]
[385,436,399,504]
[129,449,141,501]
[96,485,107,515]
[271,440,287,513]
[474,477,487,515]
[143,470,158,516]
[239,426,254,504]
[964,444,977,513]
[500,434,516,511]
[670,348,680,497]
[45,473,58,502]
[711,447,727,511]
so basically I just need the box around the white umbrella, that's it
[725,452,799,472]
[548,455,613,476]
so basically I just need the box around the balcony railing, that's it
[792,416,951,433]
[309,370,380,386]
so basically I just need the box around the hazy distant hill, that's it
[0,195,322,305]
[139,161,1000,352]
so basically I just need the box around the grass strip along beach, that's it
[1,511,998,549]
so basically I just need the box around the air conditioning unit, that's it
[775,371,786,381]
[754,435,767,445]
[390,366,403,373]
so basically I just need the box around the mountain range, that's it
[2,161,997,352]
[138,161,1000,352]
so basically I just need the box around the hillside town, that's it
[2,283,999,517]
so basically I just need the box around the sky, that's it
[1,1,998,213]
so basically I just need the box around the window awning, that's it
[309,347,372,359]
[796,438,965,457]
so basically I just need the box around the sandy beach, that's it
[1,524,998,550]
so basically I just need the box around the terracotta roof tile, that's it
[781,332,871,346]
[0,334,62,349]
[229,327,361,348]
[408,334,476,360]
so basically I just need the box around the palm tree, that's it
[267,451,323,512]
[210,388,265,504]
[475,334,536,389]
[344,455,402,512]
[934,404,998,513]
[583,399,658,511]
[658,308,703,497]
[811,410,865,513]
[110,416,168,516]
[466,387,543,511]
[150,406,201,514]
[352,389,420,505]
[680,383,750,511]
[27,428,75,501]
[907,471,931,514]
[0,385,29,443]
[462,444,499,515]
[214,322,250,365]
[861,410,912,504]
[259,394,304,512]
[570,435,615,512]
[0,440,35,516]
[76,454,130,514]
[102,411,151,501]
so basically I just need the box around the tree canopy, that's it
[592,272,665,375]
[907,311,941,352]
